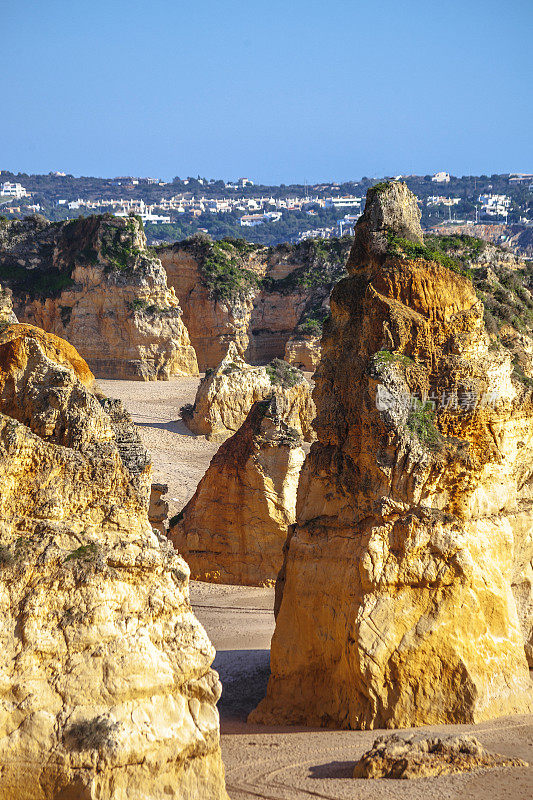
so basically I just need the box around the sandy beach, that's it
[98,377,533,800]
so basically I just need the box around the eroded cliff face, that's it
[158,236,349,369]
[183,342,315,443]
[251,181,533,730]
[158,244,257,371]
[170,397,305,586]
[0,324,226,799]
[0,215,198,380]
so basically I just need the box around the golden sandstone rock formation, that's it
[183,342,316,442]
[170,396,305,586]
[158,241,259,371]
[158,235,348,369]
[284,333,321,372]
[1,215,198,380]
[0,324,227,799]
[252,181,533,730]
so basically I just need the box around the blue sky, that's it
[2,0,531,183]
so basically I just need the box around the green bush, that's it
[406,401,442,447]
[266,358,304,388]
[374,350,414,368]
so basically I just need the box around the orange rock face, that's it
[284,333,321,372]
[252,182,533,730]
[0,323,95,387]
[158,237,348,369]
[170,397,305,586]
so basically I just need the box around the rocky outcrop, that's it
[0,214,198,380]
[0,323,227,799]
[353,734,528,779]
[284,334,321,372]
[252,181,533,730]
[170,397,305,586]
[158,238,260,371]
[182,343,315,442]
[158,235,349,369]
[0,284,17,324]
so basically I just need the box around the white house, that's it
[325,196,362,209]
[431,172,451,183]
[1,182,28,198]
[240,211,281,227]
[478,193,511,217]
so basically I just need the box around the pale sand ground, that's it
[98,378,533,800]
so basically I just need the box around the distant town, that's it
[1,170,532,248]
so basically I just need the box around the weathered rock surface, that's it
[0,214,198,380]
[170,397,305,586]
[252,181,533,730]
[182,342,315,442]
[0,324,227,799]
[0,284,17,324]
[352,733,528,779]
[158,235,349,369]
[284,333,321,372]
[149,482,170,534]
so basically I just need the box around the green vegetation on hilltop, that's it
[0,261,74,299]
[386,231,474,278]
[474,261,533,336]
[179,233,261,301]
[100,216,146,273]
[263,237,351,294]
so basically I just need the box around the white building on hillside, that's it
[1,182,28,198]
[431,172,451,183]
[325,196,362,209]
[478,193,511,216]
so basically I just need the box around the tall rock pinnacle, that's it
[251,183,533,730]
[348,180,424,270]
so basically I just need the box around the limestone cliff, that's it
[170,397,305,586]
[182,342,315,442]
[0,214,198,380]
[158,235,349,369]
[284,333,321,372]
[251,181,533,730]
[0,324,227,799]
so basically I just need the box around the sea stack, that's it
[170,396,305,586]
[251,181,533,729]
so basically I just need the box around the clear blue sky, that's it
[2,0,531,183]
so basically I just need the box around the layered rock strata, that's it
[0,323,227,799]
[182,342,315,442]
[170,397,305,586]
[251,181,533,730]
[0,214,198,379]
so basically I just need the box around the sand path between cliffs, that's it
[98,377,533,800]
